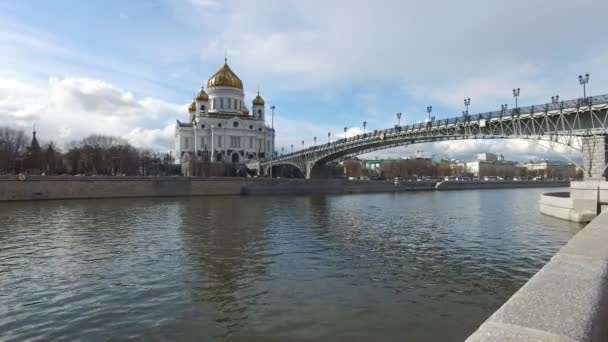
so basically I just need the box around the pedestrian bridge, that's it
[247,95,608,179]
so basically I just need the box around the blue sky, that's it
[1,0,607,162]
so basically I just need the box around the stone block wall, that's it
[582,135,608,179]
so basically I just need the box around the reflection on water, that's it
[0,188,582,341]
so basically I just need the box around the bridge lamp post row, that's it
[578,73,590,99]
[512,88,520,113]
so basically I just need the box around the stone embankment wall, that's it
[436,180,569,190]
[0,176,570,201]
[0,176,246,201]
[241,178,435,195]
[467,211,608,341]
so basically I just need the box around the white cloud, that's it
[0,76,184,151]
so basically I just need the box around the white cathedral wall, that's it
[207,87,245,115]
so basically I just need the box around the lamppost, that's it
[426,106,433,121]
[291,144,293,153]
[363,121,367,134]
[512,88,520,113]
[501,104,508,115]
[328,132,331,145]
[396,112,402,127]
[192,117,198,177]
[463,98,470,115]
[270,105,275,178]
[344,126,347,139]
[301,140,304,150]
[281,147,284,156]
[210,124,214,162]
[578,73,590,99]
[313,136,317,146]
[551,95,560,104]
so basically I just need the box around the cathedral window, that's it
[217,136,222,148]
[249,136,253,148]
[234,99,237,109]
[233,121,238,127]
[227,98,231,109]
[220,98,224,108]
[184,137,190,149]
[200,105,205,113]
[230,136,241,148]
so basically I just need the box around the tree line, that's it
[0,126,177,176]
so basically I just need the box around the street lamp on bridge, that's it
[328,132,331,145]
[301,140,304,150]
[281,147,284,156]
[426,106,432,122]
[344,126,347,138]
[363,121,367,134]
[501,104,508,115]
[512,88,520,113]
[313,136,317,146]
[578,73,590,99]
[291,144,293,153]
[396,112,402,127]
[551,95,560,104]
[463,98,470,115]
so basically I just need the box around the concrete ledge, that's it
[540,192,595,222]
[466,212,608,341]
[436,180,569,190]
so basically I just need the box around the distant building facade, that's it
[521,160,576,179]
[466,153,522,178]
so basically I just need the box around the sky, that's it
[1,0,607,162]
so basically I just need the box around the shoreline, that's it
[0,176,569,202]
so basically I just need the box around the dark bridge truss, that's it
[248,95,608,178]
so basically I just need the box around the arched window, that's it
[257,109,262,116]
[200,105,205,113]
[220,98,224,109]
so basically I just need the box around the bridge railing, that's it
[264,94,608,163]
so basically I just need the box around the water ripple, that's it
[0,189,582,341]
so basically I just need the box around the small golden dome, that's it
[242,106,250,115]
[252,93,265,106]
[196,88,209,101]
[188,101,196,112]
[207,62,243,90]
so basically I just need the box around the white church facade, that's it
[175,59,275,176]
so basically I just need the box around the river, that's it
[0,188,583,341]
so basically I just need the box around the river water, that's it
[0,188,583,341]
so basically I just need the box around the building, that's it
[521,160,577,179]
[466,153,521,178]
[175,59,275,176]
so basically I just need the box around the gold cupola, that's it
[196,87,209,101]
[207,60,243,90]
[188,101,196,112]
[252,92,265,106]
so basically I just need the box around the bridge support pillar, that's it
[305,162,314,179]
[582,135,608,180]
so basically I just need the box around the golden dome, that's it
[242,106,250,115]
[207,62,243,90]
[196,88,209,101]
[252,93,265,106]
[188,101,196,112]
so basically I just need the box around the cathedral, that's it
[175,59,275,176]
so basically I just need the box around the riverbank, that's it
[467,210,608,341]
[0,176,569,201]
